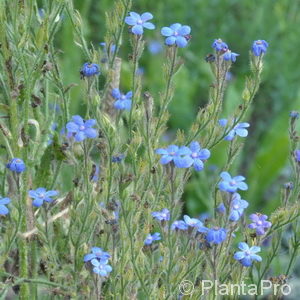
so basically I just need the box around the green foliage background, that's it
[56,0,300,216]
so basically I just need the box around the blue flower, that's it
[251,40,269,56]
[248,214,272,235]
[229,193,249,221]
[0,197,11,215]
[144,232,161,245]
[171,220,188,231]
[29,188,58,207]
[80,63,100,78]
[6,158,26,173]
[112,154,125,163]
[218,119,228,127]
[290,111,299,119]
[125,12,155,35]
[186,141,210,171]
[66,115,98,142]
[112,88,132,111]
[216,203,226,215]
[155,145,180,165]
[161,23,191,48]
[212,39,228,52]
[234,242,262,267]
[218,172,248,193]
[84,247,111,263]
[223,50,239,62]
[91,259,112,276]
[148,40,163,54]
[294,150,300,162]
[206,228,227,244]
[156,142,210,171]
[224,122,250,141]
[183,215,204,229]
[151,208,170,221]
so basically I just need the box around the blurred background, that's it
[55,0,300,216]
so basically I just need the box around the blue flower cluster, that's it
[156,141,210,171]
[84,247,112,277]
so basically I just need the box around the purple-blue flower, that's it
[290,111,299,119]
[234,242,262,267]
[251,40,269,56]
[144,232,161,245]
[223,50,239,62]
[161,23,191,48]
[219,172,248,193]
[171,220,188,231]
[216,203,226,215]
[248,214,272,235]
[148,40,163,54]
[229,193,249,222]
[0,197,11,215]
[224,122,250,141]
[66,115,97,142]
[186,141,210,171]
[112,154,125,163]
[80,63,100,78]
[294,150,300,162]
[183,215,202,228]
[91,259,112,276]
[212,39,228,52]
[155,145,180,165]
[205,228,227,244]
[125,12,155,35]
[157,142,210,171]
[112,88,132,111]
[6,158,26,173]
[29,188,58,207]
[151,208,170,221]
[84,247,111,263]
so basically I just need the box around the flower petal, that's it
[132,25,143,35]
[165,36,176,45]
[0,205,9,215]
[175,36,188,48]
[143,22,155,30]
[238,242,249,251]
[178,25,191,35]
[161,27,173,37]
[141,12,153,21]
[0,197,10,205]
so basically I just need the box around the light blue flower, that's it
[84,247,111,263]
[66,115,98,142]
[144,232,161,245]
[6,158,26,173]
[234,242,262,267]
[225,123,250,141]
[112,88,132,111]
[229,193,249,221]
[206,228,227,244]
[212,39,228,52]
[0,197,11,215]
[151,208,170,222]
[29,188,58,207]
[218,172,248,193]
[80,63,100,77]
[223,50,239,62]
[91,259,112,276]
[125,12,155,35]
[252,40,268,56]
[171,220,188,231]
[161,23,191,48]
